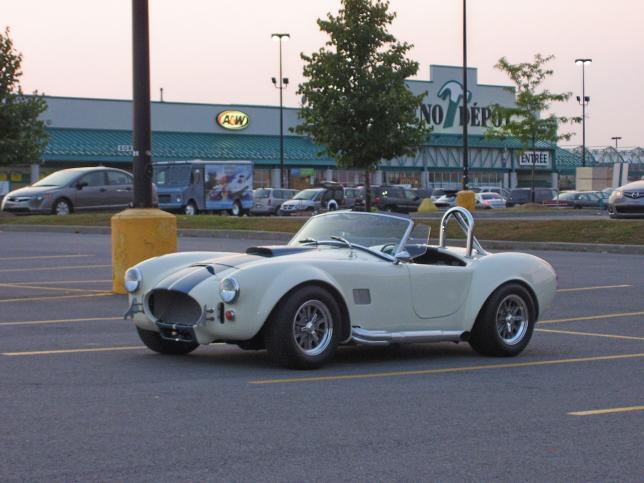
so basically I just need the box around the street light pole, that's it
[611,136,622,149]
[271,33,290,189]
[461,0,469,190]
[575,58,592,168]
[132,0,153,208]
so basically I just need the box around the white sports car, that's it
[124,208,557,369]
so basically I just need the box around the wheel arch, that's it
[474,279,540,324]
[263,280,352,343]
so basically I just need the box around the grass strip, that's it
[1,212,642,245]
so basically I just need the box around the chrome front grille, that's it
[147,289,202,326]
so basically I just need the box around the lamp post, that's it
[461,0,469,190]
[611,136,621,149]
[575,58,592,167]
[271,33,290,188]
[132,0,153,207]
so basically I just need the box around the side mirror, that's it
[76,181,88,190]
[393,250,411,264]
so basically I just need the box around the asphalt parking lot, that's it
[0,230,642,482]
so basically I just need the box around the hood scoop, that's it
[245,245,315,258]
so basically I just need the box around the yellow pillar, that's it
[111,208,177,294]
[456,190,476,211]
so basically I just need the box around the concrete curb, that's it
[1,223,642,254]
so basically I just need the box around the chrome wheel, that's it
[292,300,334,356]
[495,294,529,345]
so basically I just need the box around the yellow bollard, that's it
[456,190,476,211]
[417,197,437,213]
[111,208,177,294]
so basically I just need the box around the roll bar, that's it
[438,207,487,258]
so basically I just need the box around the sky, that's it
[3,0,643,148]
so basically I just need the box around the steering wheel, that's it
[380,243,397,256]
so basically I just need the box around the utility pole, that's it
[461,0,469,190]
[132,0,153,207]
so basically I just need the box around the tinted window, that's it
[106,171,132,185]
[79,171,106,187]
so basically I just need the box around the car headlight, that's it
[124,267,142,293]
[219,277,240,303]
[613,190,623,199]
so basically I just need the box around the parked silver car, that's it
[250,188,298,215]
[1,167,136,215]
[608,180,644,218]
[475,192,507,209]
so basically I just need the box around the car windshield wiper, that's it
[298,238,318,245]
[330,236,353,249]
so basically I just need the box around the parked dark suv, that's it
[354,185,421,213]
[507,188,558,206]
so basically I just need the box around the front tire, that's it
[264,286,340,369]
[230,200,242,217]
[469,283,536,357]
[136,326,198,355]
[52,198,73,216]
[184,201,198,216]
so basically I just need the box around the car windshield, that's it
[32,170,80,187]
[153,165,191,186]
[293,189,322,201]
[288,212,428,259]
[254,188,270,198]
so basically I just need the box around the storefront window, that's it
[253,168,271,188]
[384,171,420,187]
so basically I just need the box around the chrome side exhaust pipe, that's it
[351,327,465,346]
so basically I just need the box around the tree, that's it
[485,54,580,202]
[0,27,48,166]
[294,0,428,210]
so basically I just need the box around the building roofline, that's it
[41,95,301,111]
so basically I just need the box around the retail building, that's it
[30,65,585,190]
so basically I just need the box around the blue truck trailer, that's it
[153,160,253,216]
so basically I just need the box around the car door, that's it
[405,262,473,325]
[105,170,133,208]
[73,171,108,209]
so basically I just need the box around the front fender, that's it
[229,262,344,340]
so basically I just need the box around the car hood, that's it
[152,246,316,294]
[5,186,60,198]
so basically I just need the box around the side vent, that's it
[353,289,371,305]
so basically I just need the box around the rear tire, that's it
[264,286,340,369]
[136,326,198,355]
[469,283,536,357]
